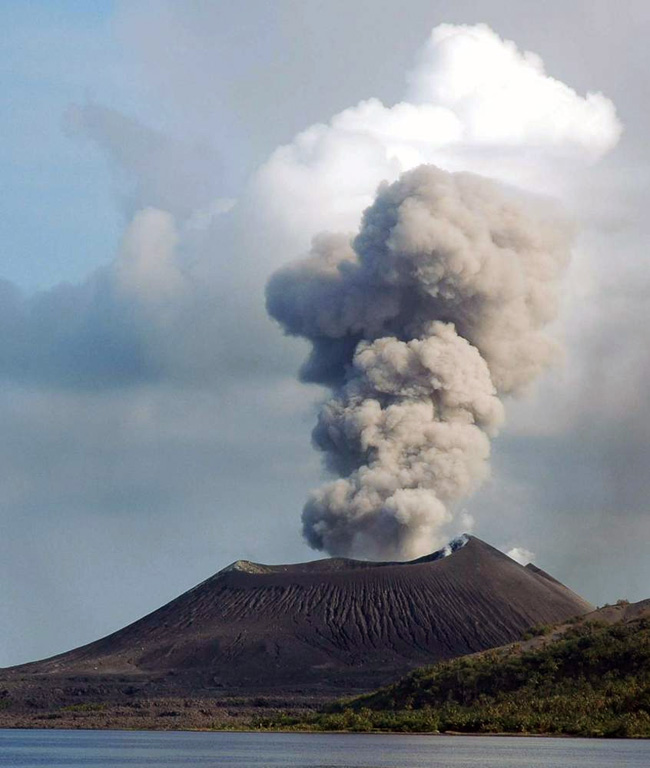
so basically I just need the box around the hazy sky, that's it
[1,0,650,667]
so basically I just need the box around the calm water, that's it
[0,730,648,768]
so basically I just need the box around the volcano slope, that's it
[1,537,592,708]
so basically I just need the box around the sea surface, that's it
[0,729,648,768]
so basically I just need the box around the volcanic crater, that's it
[3,536,592,694]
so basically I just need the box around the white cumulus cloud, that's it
[253,23,622,250]
[506,546,536,565]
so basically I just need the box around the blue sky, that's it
[0,1,125,290]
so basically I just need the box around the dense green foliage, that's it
[258,618,650,736]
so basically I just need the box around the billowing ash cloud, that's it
[268,165,573,560]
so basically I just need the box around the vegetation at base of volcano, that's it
[252,618,650,737]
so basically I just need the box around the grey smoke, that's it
[267,165,573,560]
[66,103,225,220]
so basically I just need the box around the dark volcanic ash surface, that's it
[2,536,592,698]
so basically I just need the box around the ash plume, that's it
[267,165,573,560]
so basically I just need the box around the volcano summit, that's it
[3,536,591,697]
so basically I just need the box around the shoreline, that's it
[0,722,645,739]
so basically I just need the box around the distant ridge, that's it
[3,536,592,691]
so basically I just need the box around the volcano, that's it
[4,536,592,694]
